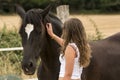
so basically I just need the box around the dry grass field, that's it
[70,14,120,38]
[0,14,120,38]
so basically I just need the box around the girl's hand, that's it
[46,23,64,46]
[46,23,55,38]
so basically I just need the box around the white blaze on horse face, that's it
[25,24,34,39]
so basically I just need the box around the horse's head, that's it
[16,5,52,75]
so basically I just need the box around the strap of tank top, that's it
[69,43,80,58]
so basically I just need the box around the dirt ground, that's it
[0,14,120,38]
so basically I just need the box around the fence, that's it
[0,47,23,52]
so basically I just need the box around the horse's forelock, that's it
[21,8,50,28]
[19,9,43,39]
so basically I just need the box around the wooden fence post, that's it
[56,5,70,23]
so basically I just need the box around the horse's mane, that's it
[48,12,62,22]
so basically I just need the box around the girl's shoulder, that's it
[68,43,77,50]
[65,45,76,58]
[68,42,80,58]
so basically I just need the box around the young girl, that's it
[46,18,91,80]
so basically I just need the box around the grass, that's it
[86,16,103,41]
[0,25,22,76]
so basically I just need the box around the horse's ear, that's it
[41,4,52,18]
[15,4,26,19]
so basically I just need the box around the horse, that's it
[16,5,120,80]
[81,32,120,80]
[16,5,62,80]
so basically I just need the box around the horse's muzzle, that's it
[22,61,36,75]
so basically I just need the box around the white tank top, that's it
[59,43,83,79]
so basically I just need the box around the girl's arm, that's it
[46,23,64,46]
[63,45,76,80]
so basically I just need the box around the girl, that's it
[46,18,91,80]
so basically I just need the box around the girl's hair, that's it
[61,18,91,67]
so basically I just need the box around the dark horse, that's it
[82,33,120,80]
[16,5,120,80]
[16,5,62,80]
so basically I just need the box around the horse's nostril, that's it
[28,61,33,67]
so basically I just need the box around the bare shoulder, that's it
[65,45,76,58]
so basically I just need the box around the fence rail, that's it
[0,47,23,52]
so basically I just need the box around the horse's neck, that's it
[40,39,60,67]
[46,38,60,56]
[40,28,61,63]
[40,14,62,62]
[49,14,62,36]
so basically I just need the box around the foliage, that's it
[0,0,120,14]
[87,17,103,41]
[0,26,22,75]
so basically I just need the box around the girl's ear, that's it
[15,4,26,20]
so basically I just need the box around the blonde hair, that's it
[61,18,91,67]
